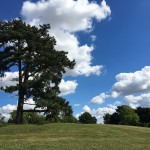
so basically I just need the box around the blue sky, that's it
[0,0,150,123]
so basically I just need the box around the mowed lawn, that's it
[0,123,149,150]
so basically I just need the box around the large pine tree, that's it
[0,19,75,124]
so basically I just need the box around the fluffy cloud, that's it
[0,72,18,87]
[59,79,78,96]
[23,98,36,110]
[81,104,116,123]
[0,104,16,121]
[21,0,111,32]
[89,66,150,109]
[124,93,150,109]
[83,105,91,113]
[112,66,150,97]
[91,92,109,104]
[21,0,111,76]
[111,66,150,108]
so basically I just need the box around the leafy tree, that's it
[45,97,73,122]
[135,107,150,123]
[119,106,139,125]
[103,112,120,125]
[103,106,139,126]
[109,112,120,124]
[79,112,97,124]
[0,19,75,124]
[103,113,111,124]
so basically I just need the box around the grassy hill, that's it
[0,123,149,150]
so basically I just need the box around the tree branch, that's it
[23,109,46,112]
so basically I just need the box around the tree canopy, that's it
[103,105,140,126]
[45,97,73,122]
[79,112,97,124]
[119,106,139,125]
[0,19,75,124]
[135,107,150,124]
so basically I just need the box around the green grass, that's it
[0,124,150,150]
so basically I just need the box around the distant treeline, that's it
[103,106,150,127]
[0,111,97,126]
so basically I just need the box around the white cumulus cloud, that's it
[23,98,36,110]
[0,72,18,87]
[88,66,150,110]
[21,0,111,76]
[91,92,109,104]
[112,66,150,97]
[124,93,150,108]
[21,0,111,32]
[59,79,78,96]
[83,105,91,113]
[0,104,16,121]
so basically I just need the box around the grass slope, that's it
[0,124,150,150]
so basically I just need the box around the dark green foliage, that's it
[135,107,150,123]
[0,19,75,124]
[79,112,97,124]
[103,113,111,124]
[45,97,73,122]
[119,106,139,125]
[109,112,120,124]
[103,112,120,125]
[103,106,139,126]
[135,107,150,127]
[104,106,150,127]
[8,110,46,125]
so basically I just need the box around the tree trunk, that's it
[16,95,24,124]
[16,59,24,124]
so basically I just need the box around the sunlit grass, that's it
[0,123,149,150]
